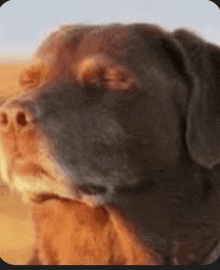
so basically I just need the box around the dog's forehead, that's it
[76,25,131,58]
[37,25,130,57]
[75,24,164,59]
[37,24,164,62]
[34,25,133,81]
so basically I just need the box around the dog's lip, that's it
[11,158,48,177]
[26,192,65,203]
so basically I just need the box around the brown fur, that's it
[19,59,48,89]
[1,23,220,265]
[29,199,160,265]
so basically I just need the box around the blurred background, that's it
[0,0,219,265]
[0,0,220,61]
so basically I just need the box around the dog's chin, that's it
[7,160,101,206]
[4,159,76,203]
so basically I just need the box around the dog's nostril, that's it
[0,112,8,125]
[16,112,28,126]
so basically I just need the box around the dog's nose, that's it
[0,99,39,130]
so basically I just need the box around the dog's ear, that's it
[172,29,220,169]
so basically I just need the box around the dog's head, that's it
[0,24,220,264]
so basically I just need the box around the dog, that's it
[0,23,220,265]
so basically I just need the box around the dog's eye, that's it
[77,55,138,96]
[19,59,47,90]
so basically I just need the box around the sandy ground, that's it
[0,60,35,265]
[0,61,28,98]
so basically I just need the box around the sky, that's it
[0,0,219,60]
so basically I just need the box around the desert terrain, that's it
[0,60,35,265]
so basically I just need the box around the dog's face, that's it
[0,24,182,202]
[1,24,220,264]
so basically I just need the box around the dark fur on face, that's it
[1,23,220,265]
